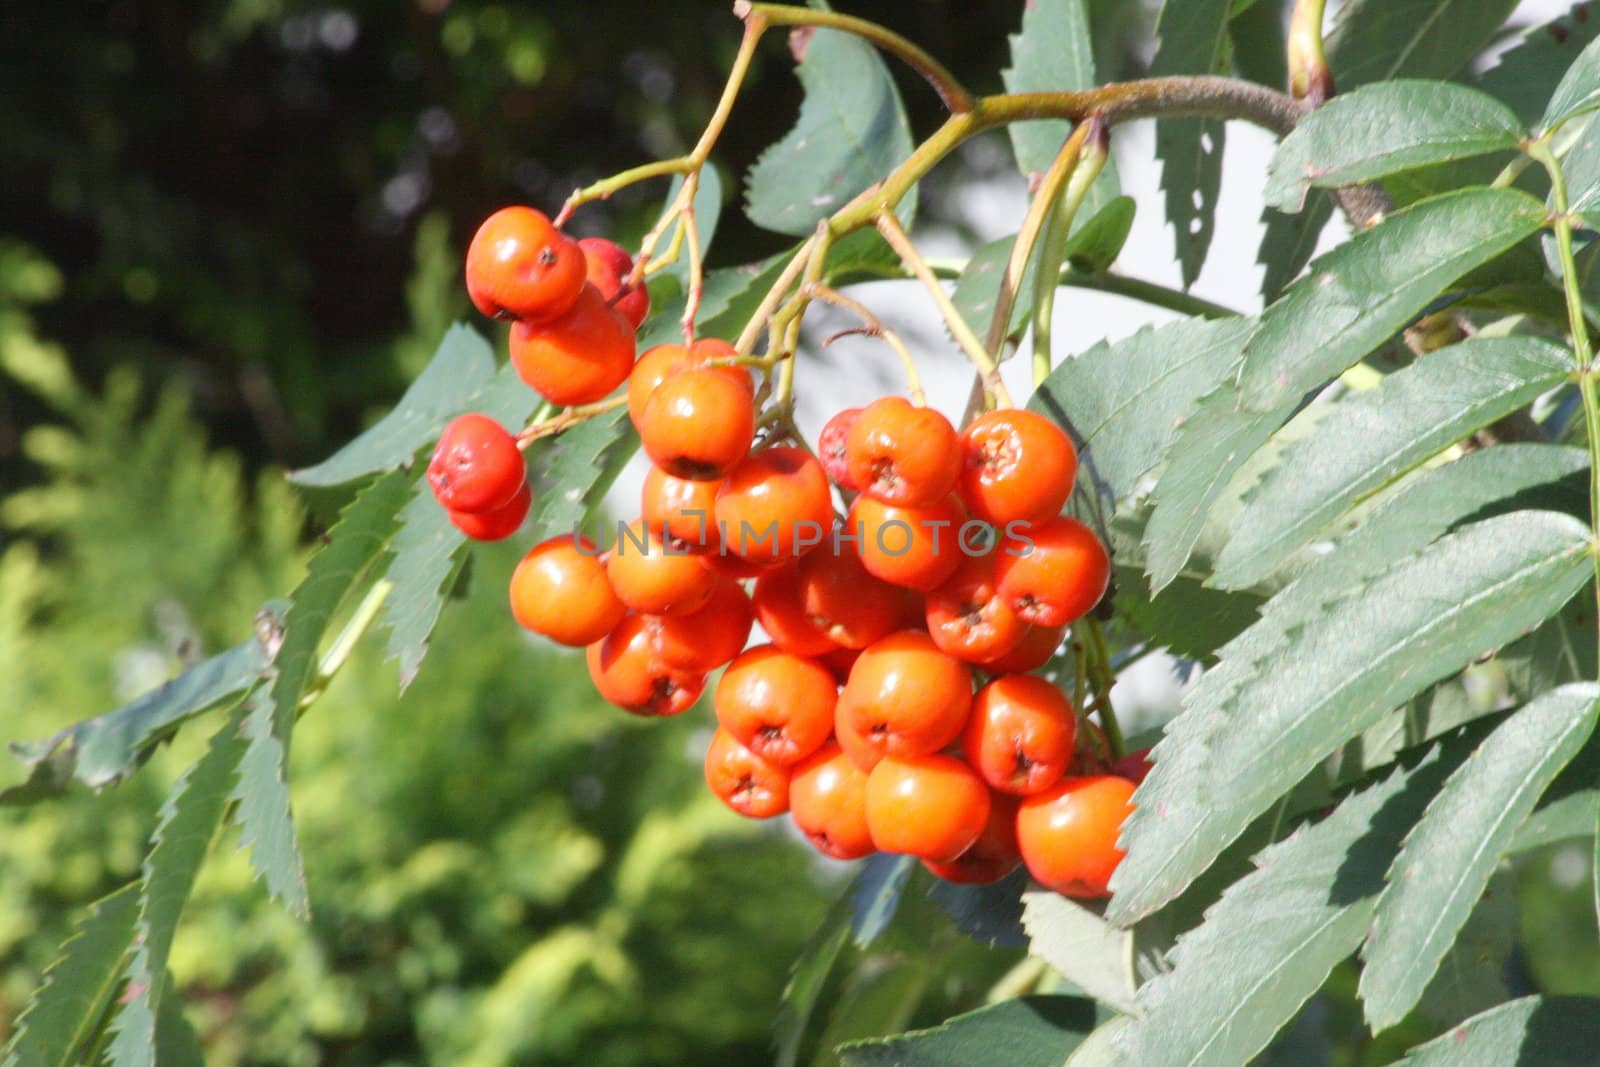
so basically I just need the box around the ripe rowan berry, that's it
[446,483,530,541]
[752,564,839,657]
[641,466,723,551]
[509,534,627,647]
[627,339,750,430]
[466,206,587,322]
[604,519,715,616]
[839,630,973,762]
[865,753,990,863]
[846,396,961,506]
[834,689,883,772]
[647,575,753,672]
[508,283,636,406]
[962,674,1077,795]
[818,407,863,491]
[922,792,1021,885]
[587,614,705,717]
[714,447,834,566]
[1016,774,1135,899]
[958,408,1077,526]
[847,493,967,592]
[793,543,921,650]
[789,743,875,860]
[578,236,649,329]
[996,516,1111,627]
[428,413,526,513]
[978,623,1066,674]
[924,550,1028,664]
[714,645,837,766]
[639,367,755,481]
[704,727,791,818]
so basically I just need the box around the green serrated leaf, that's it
[109,702,249,1067]
[3,606,279,804]
[1031,316,1253,504]
[1110,509,1595,923]
[1214,336,1573,588]
[1020,892,1138,1012]
[2,884,139,1067]
[380,483,468,692]
[1477,5,1600,125]
[1065,1015,1131,1066]
[1152,0,1233,288]
[1114,747,1456,1067]
[1541,32,1600,133]
[152,968,204,1067]
[1238,187,1547,413]
[290,325,515,488]
[926,868,1028,948]
[1327,0,1519,88]
[230,692,310,918]
[1257,193,1334,303]
[1415,870,1517,1027]
[744,25,914,236]
[1395,995,1600,1065]
[527,408,639,543]
[1062,196,1136,273]
[836,996,1097,1067]
[1266,81,1523,213]
[1359,684,1600,1030]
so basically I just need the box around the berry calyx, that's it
[427,413,526,513]
[586,614,705,717]
[638,367,755,481]
[924,550,1028,664]
[714,645,838,766]
[961,674,1077,795]
[465,206,586,322]
[839,630,973,762]
[846,396,961,506]
[704,727,792,818]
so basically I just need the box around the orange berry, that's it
[866,753,990,863]
[641,466,723,551]
[978,623,1066,674]
[923,792,1022,884]
[586,614,705,717]
[962,674,1077,795]
[846,396,961,506]
[704,727,791,818]
[996,516,1111,627]
[509,283,636,406]
[509,534,627,646]
[715,645,838,766]
[628,339,750,429]
[427,413,526,513]
[840,630,973,763]
[604,519,715,616]
[958,408,1077,526]
[794,542,921,650]
[1016,774,1135,899]
[924,550,1029,664]
[715,447,834,566]
[465,206,586,321]
[790,743,875,860]
[818,407,863,490]
[578,236,649,329]
[646,575,753,672]
[639,367,755,481]
[446,482,530,541]
[752,564,839,657]
[847,493,967,592]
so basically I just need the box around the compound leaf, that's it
[230,692,309,919]
[1256,193,1334,303]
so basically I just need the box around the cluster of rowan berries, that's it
[430,204,1141,899]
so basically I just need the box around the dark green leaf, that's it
[1113,559,1264,662]
[1542,33,1600,132]
[1214,336,1574,588]
[1360,684,1600,1030]
[926,868,1028,948]
[1151,0,1233,287]
[230,692,309,918]
[745,25,914,236]
[290,325,523,488]
[837,996,1097,1067]
[152,969,204,1067]
[1030,317,1253,504]
[1238,187,1547,413]
[775,875,857,1067]
[1414,871,1518,1027]
[527,407,639,543]
[1062,196,1136,273]
[1020,892,1138,1012]
[1110,509,1595,923]
[1395,995,1600,1065]
[1257,194,1334,303]
[3,607,279,804]
[1327,0,1519,88]
[2,884,138,1067]
[108,703,250,1067]
[849,854,915,947]
[380,484,468,693]
[1115,747,1455,1067]
[1476,5,1600,125]
[1265,81,1523,213]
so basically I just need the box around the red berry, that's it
[428,413,525,513]
[465,206,586,322]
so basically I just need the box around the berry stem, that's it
[299,579,393,711]
[875,210,1014,409]
[679,170,706,341]
[802,281,926,404]
[1083,617,1124,761]
[1287,0,1333,106]
[514,395,630,451]
[1025,118,1111,389]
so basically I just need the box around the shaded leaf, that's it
[1327,0,1519,89]
[1541,32,1600,132]
[745,25,914,236]
[1395,995,1600,1065]
[926,867,1029,948]
[1257,193,1335,303]
[850,853,915,947]
[951,234,1046,348]
[1476,4,1600,125]
[1,884,138,1067]
[1214,336,1573,588]
[1065,1016,1131,1066]
[152,969,204,1067]
[1238,187,1547,413]
[3,606,280,804]
[1110,509,1595,923]
[775,887,853,1067]
[1115,747,1457,1067]
[1020,892,1138,1013]
[837,996,1097,1067]
[1266,81,1523,213]
[1063,195,1136,273]
[1360,684,1599,1030]
[526,407,639,544]
[1030,317,1253,504]
[1151,0,1232,287]
[108,703,249,1067]
[1415,871,1517,1027]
